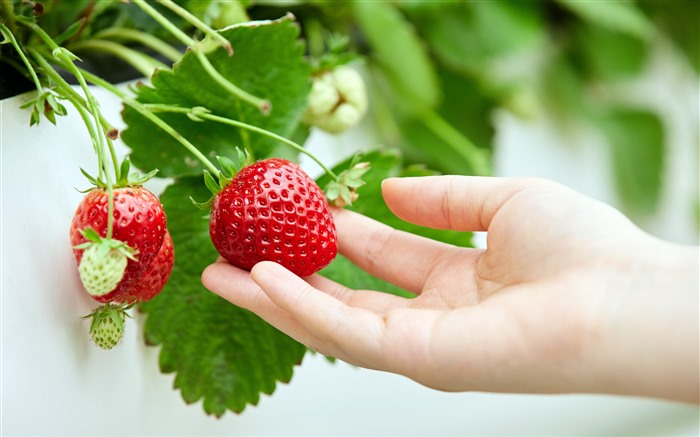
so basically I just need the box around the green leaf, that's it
[121,16,311,177]
[640,0,700,73]
[353,1,439,115]
[598,109,665,216]
[317,150,473,296]
[140,177,306,417]
[557,0,653,40]
[573,23,648,81]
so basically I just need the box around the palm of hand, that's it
[203,177,642,394]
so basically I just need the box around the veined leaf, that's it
[317,150,473,297]
[140,177,306,417]
[121,15,311,177]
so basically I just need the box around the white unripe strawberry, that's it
[78,243,128,297]
[303,66,367,134]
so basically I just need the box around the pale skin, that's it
[202,176,699,404]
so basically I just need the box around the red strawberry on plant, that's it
[209,158,337,277]
[117,230,174,304]
[70,185,167,302]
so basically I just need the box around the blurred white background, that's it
[2,38,698,436]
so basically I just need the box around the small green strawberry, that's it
[84,303,131,350]
[74,228,137,299]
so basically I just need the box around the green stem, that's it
[131,0,195,48]
[192,49,270,114]
[132,0,269,113]
[0,23,44,93]
[145,104,339,180]
[70,67,221,178]
[0,0,16,35]
[29,48,120,177]
[92,27,182,62]
[158,0,233,55]
[22,21,118,237]
[420,110,491,176]
[69,39,168,77]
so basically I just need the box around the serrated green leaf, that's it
[122,16,311,177]
[140,177,306,417]
[317,150,473,296]
[598,109,665,216]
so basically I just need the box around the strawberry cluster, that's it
[70,185,174,349]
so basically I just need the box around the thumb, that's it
[381,176,535,232]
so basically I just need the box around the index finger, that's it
[382,176,538,232]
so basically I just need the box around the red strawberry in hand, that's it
[117,230,174,304]
[70,186,167,302]
[209,158,337,277]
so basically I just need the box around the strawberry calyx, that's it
[324,157,371,207]
[191,149,254,210]
[82,302,134,350]
[80,157,159,191]
[74,227,138,298]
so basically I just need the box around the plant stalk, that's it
[0,23,44,93]
[145,104,339,180]
[68,66,222,178]
[157,0,233,55]
[22,21,118,237]
[92,27,182,62]
[132,0,269,113]
[420,110,491,176]
[69,39,168,77]
[0,0,16,35]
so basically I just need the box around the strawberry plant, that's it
[2,0,696,418]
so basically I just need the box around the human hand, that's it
[202,176,699,403]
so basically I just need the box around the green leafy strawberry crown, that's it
[80,157,159,191]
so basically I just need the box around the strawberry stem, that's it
[68,39,169,78]
[158,0,234,55]
[91,27,183,63]
[22,20,119,237]
[132,0,269,114]
[67,66,222,179]
[0,23,44,94]
[420,109,491,176]
[144,104,340,180]
[0,0,16,35]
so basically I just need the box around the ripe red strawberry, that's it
[209,158,337,277]
[70,187,167,302]
[117,230,174,304]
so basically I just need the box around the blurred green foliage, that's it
[247,0,698,218]
[3,0,697,217]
